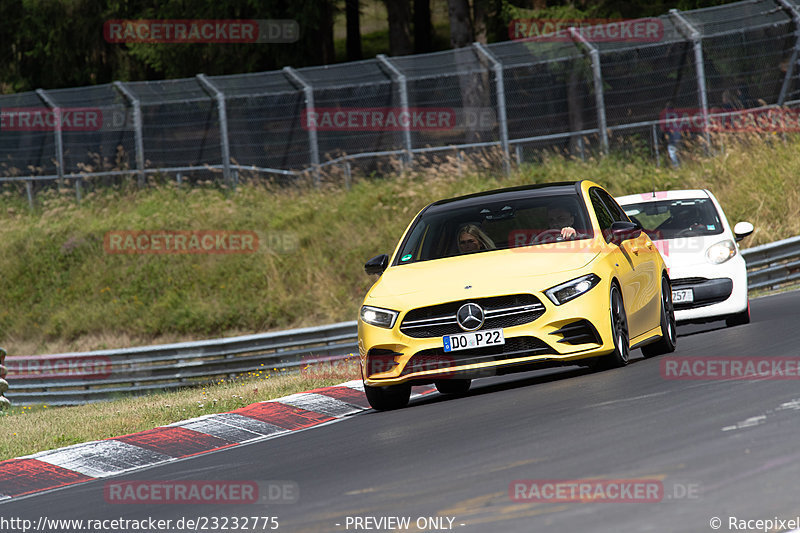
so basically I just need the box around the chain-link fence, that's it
[2,0,800,205]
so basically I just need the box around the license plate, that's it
[443,329,505,352]
[672,288,694,303]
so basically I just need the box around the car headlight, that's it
[706,239,736,264]
[360,306,399,328]
[545,274,601,306]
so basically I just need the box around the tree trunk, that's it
[346,0,362,61]
[473,0,489,45]
[384,0,413,56]
[447,0,473,49]
[413,0,433,54]
[568,58,587,156]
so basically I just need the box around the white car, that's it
[615,189,753,327]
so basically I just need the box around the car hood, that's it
[651,234,735,272]
[366,246,600,306]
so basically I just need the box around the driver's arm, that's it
[561,226,577,239]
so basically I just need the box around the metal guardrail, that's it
[0,348,9,410]
[741,235,800,291]
[4,322,357,406]
[3,236,799,406]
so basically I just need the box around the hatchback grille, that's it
[671,277,708,287]
[399,336,554,376]
[400,294,545,338]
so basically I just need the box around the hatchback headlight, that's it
[706,240,736,264]
[360,306,399,328]
[545,274,601,306]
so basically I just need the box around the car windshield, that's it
[621,198,724,240]
[395,193,593,264]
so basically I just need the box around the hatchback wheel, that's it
[596,283,630,370]
[642,276,677,357]
[435,379,471,395]
[364,383,411,411]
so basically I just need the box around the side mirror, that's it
[733,221,754,242]
[609,221,642,244]
[364,254,389,275]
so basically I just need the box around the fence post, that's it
[197,74,233,191]
[343,161,352,189]
[777,0,800,105]
[113,81,146,188]
[670,9,711,151]
[473,42,511,175]
[35,89,68,191]
[25,180,34,211]
[377,55,413,166]
[0,348,10,410]
[652,123,661,167]
[284,67,320,187]
[569,29,608,155]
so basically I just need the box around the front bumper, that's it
[358,286,616,387]
[670,255,748,323]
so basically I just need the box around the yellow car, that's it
[358,180,676,410]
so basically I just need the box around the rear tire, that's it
[726,302,750,327]
[435,379,471,395]
[642,276,677,357]
[364,383,411,411]
[596,283,630,370]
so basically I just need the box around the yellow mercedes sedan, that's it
[358,180,676,410]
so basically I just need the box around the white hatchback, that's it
[615,189,753,327]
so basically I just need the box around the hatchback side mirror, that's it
[364,254,389,275]
[733,221,754,242]
[609,221,642,244]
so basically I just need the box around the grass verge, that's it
[0,358,362,461]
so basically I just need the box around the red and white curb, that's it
[0,380,435,501]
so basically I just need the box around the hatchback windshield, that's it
[621,198,723,240]
[395,193,593,264]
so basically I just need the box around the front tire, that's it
[364,383,411,411]
[596,283,630,370]
[435,379,471,395]
[726,302,750,327]
[642,276,677,357]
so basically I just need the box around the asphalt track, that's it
[2,290,800,533]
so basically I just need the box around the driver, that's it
[456,223,496,253]
[546,206,577,240]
